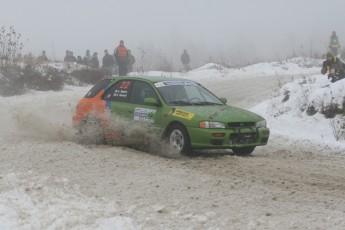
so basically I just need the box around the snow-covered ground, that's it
[1,57,345,229]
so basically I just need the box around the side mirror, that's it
[144,98,159,106]
[220,97,227,104]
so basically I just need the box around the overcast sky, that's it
[1,0,345,66]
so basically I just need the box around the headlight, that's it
[199,121,225,129]
[256,120,266,128]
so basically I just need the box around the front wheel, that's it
[168,124,192,155]
[231,146,255,156]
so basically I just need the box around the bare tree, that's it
[0,26,25,66]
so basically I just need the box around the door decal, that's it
[134,108,156,123]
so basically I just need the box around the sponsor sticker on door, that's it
[134,108,156,123]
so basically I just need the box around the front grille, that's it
[210,139,224,145]
[230,133,257,144]
[227,122,255,128]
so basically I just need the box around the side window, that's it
[130,81,157,105]
[84,79,112,98]
[102,80,133,102]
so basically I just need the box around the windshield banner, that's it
[154,81,198,88]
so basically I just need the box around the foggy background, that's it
[1,0,345,69]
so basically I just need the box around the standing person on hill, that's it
[64,50,77,63]
[102,49,116,75]
[127,50,135,73]
[113,49,119,75]
[91,52,99,68]
[37,50,48,63]
[83,49,92,66]
[329,31,340,56]
[115,40,128,76]
[77,56,83,65]
[181,49,191,71]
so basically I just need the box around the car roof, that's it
[105,75,197,84]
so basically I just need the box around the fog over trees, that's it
[1,0,345,68]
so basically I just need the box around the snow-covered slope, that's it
[251,75,345,152]
[131,57,321,79]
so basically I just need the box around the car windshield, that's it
[154,81,224,106]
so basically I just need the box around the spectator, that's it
[329,31,340,56]
[181,49,191,71]
[127,50,135,73]
[113,49,119,74]
[83,49,92,66]
[64,50,77,63]
[115,40,128,76]
[37,50,48,63]
[77,56,83,65]
[91,52,99,68]
[102,49,116,75]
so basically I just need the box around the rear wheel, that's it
[231,146,255,156]
[78,116,105,144]
[168,124,193,155]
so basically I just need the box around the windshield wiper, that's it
[193,101,223,105]
[169,100,193,105]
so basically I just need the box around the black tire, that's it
[78,116,105,144]
[231,146,255,156]
[167,124,193,155]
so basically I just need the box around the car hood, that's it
[174,105,264,122]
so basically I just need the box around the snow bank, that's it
[251,75,345,152]
[130,57,321,79]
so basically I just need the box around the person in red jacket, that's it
[115,40,128,76]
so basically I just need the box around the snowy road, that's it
[1,75,345,229]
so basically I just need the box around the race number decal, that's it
[134,108,156,123]
[120,81,131,89]
[170,108,195,120]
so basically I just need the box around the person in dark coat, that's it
[321,52,345,82]
[37,50,48,63]
[115,40,128,76]
[91,52,99,68]
[329,31,340,56]
[77,56,83,65]
[83,49,92,66]
[127,50,135,72]
[181,49,190,71]
[102,49,116,75]
[64,50,77,63]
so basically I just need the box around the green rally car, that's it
[73,76,269,155]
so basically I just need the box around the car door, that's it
[102,79,133,118]
[127,80,162,126]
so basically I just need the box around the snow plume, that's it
[0,87,86,142]
[10,108,75,141]
[1,96,76,142]
[76,112,181,159]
